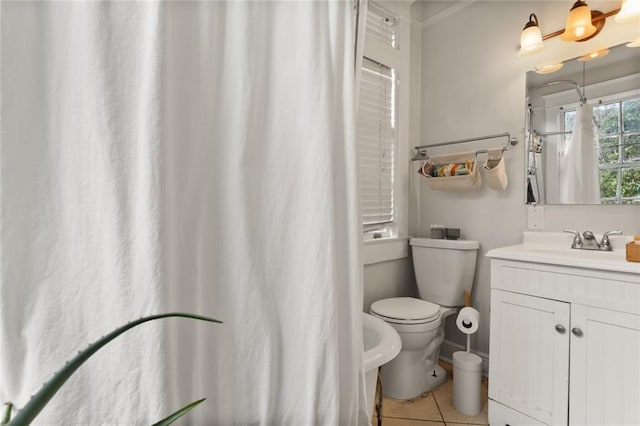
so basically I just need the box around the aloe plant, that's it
[2,313,221,426]
[151,398,206,426]
[2,403,12,425]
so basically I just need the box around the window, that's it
[563,97,640,204]
[357,58,396,233]
[366,2,398,49]
[357,2,403,240]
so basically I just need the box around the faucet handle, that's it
[563,228,583,249]
[599,230,623,251]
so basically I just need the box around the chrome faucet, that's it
[581,230,600,250]
[563,229,623,251]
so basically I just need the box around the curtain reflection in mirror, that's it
[558,103,601,203]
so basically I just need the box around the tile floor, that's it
[371,361,488,426]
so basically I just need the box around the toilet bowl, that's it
[371,238,479,399]
[371,297,445,399]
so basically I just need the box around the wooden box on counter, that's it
[626,242,640,263]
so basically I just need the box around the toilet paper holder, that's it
[456,306,480,353]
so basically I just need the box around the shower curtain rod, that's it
[534,130,572,136]
[412,132,518,161]
[536,79,587,104]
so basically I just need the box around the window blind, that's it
[366,3,398,49]
[357,57,395,227]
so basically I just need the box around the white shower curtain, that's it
[558,103,600,204]
[0,2,366,425]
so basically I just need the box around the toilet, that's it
[370,237,479,400]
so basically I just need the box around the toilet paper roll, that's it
[456,307,480,335]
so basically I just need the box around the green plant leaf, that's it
[150,398,206,426]
[1,402,13,425]
[8,313,221,426]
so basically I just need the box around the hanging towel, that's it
[484,149,508,191]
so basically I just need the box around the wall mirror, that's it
[525,43,640,205]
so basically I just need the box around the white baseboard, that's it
[439,339,489,377]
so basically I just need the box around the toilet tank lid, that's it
[410,238,479,250]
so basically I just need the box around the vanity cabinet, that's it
[487,255,640,426]
[569,304,640,425]
[489,290,569,424]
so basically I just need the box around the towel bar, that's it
[412,132,518,161]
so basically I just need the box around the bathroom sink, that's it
[526,246,620,259]
[363,312,401,415]
[363,312,401,372]
[486,232,640,274]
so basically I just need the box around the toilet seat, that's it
[370,297,441,325]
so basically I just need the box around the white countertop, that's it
[486,232,640,275]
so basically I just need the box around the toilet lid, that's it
[370,297,440,324]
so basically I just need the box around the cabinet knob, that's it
[555,324,566,334]
[571,327,583,337]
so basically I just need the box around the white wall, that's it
[363,257,417,312]
[418,1,640,355]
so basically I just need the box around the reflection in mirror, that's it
[525,43,640,205]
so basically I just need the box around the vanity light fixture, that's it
[518,14,544,55]
[535,63,565,74]
[577,48,610,61]
[517,0,640,55]
[561,0,598,41]
[615,0,640,23]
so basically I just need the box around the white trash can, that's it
[452,351,482,416]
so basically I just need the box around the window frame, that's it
[358,1,410,243]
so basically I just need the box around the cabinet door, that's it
[489,290,570,425]
[570,305,640,425]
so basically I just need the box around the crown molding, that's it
[419,0,478,29]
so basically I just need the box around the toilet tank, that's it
[410,237,479,307]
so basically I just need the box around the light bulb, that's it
[616,0,640,23]
[518,14,544,56]
[578,48,609,61]
[535,63,564,74]
[561,1,597,41]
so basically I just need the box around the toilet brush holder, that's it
[452,351,482,416]
[453,306,482,416]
